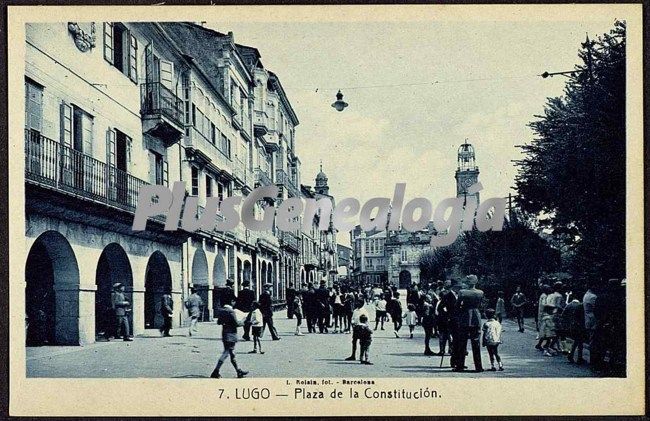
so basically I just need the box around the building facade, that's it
[350,226,387,286]
[23,21,336,346]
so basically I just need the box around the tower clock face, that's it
[462,177,475,189]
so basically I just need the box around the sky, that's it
[207,19,616,246]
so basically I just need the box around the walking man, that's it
[315,280,331,333]
[453,275,484,372]
[510,286,527,332]
[235,280,256,341]
[111,283,132,341]
[160,287,174,337]
[259,283,281,340]
[211,301,248,379]
[186,287,203,336]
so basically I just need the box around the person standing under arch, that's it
[111,283,132,341]
[160,287,174,337]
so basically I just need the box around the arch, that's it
[212,252,227,287]
[144,251,172,329]
[243,260,252,291]
[25,230,80,345]
[191,248,210,322]
[95,243,133,340]
[399,269,412,289]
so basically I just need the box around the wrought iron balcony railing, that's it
[185,126,232,173]
[24,129,158,217]
[280,230,300,252]
[140,82,184,129]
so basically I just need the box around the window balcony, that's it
[253,110,268,136]
[140,82,184,146]
[275,169,300,198]
[24,129,163,222]
[280,230,300,253]
[254,167,272,187]
[185,127,232,175]
[232,157,248,187]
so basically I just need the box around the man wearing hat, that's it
[221,278,236,308]
[435,279,456,357]
[259,283,281,340]
[315,279,331,333]
[235,280,256,341]
[453,274,484,372]
[111,283,132,341]
[160,287,174,337]
[286,282,297,319]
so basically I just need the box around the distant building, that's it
[350,226,387,285]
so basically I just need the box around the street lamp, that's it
[331,90,348,112]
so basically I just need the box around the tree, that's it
[515,21,626,284]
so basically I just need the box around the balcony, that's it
[24,129,162,221]
[279,231,300,253]
[185,127,232,175]
[253,110,268,136]
[140,82,184,146]
[254,167,272,187]
[302,253,318,267]
[275,169,300,198]
[232,157,249,189]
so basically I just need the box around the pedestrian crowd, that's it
[99,272,626,379]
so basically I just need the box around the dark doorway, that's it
[399,270,412,289]
[95,243,133,340]
[25,240,55,346]
[144,251,172,329]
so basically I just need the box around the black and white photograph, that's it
[7,3,645,417]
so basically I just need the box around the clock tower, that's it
[455,140,480,205]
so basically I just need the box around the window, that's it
[206,175,213,197]
[25,79,43,132]
[72,106,94,156]
[211,122,217,145]
[191,166,199,196]
[401,249,408,262]
[217,182,224,202]
[153,151,168,186]
[220,134,231,158]
[103,22,137,83]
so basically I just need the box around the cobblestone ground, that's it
[26,305,595,378]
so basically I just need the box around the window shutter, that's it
[159,59,173,90]
[82,113,93,157]
[103,22,114,64]
[163,159,169,186]
[129,33,138,83]
[106,128,116,167]
[25,82,43,132]
[125,135,132,168]
[59,103,72,147]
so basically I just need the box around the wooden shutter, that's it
[162,159,169,186]
[159,59,173,90]
[60,103,72,147]
[103,22,114,64]
[144,42,154,83]
[129,33,138,83]
[106,129,116,200]
[82,112,93,157]
[25,81,43,132]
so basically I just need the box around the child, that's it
[345,300,369,361]
[481,308,504,371]
[374,295,387,331]
[405,304,418,339]
[293,294,304,336]
[539,304,557,356]
[357,314,373,365]
[249,301,264,354]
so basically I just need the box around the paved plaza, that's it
[26,304,595,378]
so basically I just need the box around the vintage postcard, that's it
[7,3,645,417]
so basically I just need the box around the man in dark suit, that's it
[160,287,174,337]
[453,274,484,372]
[303,282,317,333]
[235,280,256,341]
[435,279,456,356]
[219,279,236,308]
[315,280,331,333]
[286,282,297,319]
[259,283,281,340]
[111,283,132,341]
